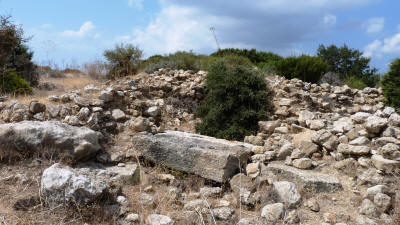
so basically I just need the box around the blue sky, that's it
[1,0,400,72]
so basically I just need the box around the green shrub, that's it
[104,43,143,79]
[195,60,272,140]
[346,76,367,90]
[144,60,181,73]
[7,43,39,87]
[211,48,282,66]
[317,44,380,87]
[0,15,36,92]
[0,68,32,94]
[275,55,329,83]
[382,58,400,109]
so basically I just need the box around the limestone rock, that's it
[292,158,313,169]
[371,155,400,173]
[272,181,301,208]
[41,163,108,206]
[0,121,101,161]
[365,116,388,134]
[112,109,127,121]
[146,214,174,225]
[132,131,252,182]
[130,116,150,132]
[266,162,342,193]
[359,199,379,218]
[261,203,284,222]
[258,120,280,134]
[337,143,370,156]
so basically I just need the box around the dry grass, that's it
[5,75,101,105]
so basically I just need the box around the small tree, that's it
[382,58,400,109]
[0,15,37,93]
[275,55,329,83]
[195,60,272,140]
[317,44,380,87]
[104,43,143,79]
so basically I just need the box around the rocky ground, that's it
[0,68,399,225]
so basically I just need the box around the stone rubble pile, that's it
[1,69,399,225]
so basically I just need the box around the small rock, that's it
[126,213,139,222]
[29,101,46,113]
[272,181,301,208]
[146,214,174,225]
[212,207,234,220]
[371,154,400,173]
[292,158,313,169]
[373,193,391,212]
[323,212,336,224]
[359,199,379,218]
[246,162,260,178]
[112,109,127,121]
[261,203,284,222]
[305,198,320,212]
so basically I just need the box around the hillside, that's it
[0,68,399,225]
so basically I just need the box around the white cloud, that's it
[364,29,400,58]
[323,14,337,27]
[128,0,143,10]
[127,1,377,56]
[40,24,52,29]
[364,17,385,34]
[61,21,95,38]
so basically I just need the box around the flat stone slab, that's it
[266,162,342,193]
[132,131,252,183]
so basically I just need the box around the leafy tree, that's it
[0,15,37,93]
[195,60,272,140]
[7,43,39,86]
[317,44,380,87]
[104,43,143,79]
[275,55,329,83]
[381,58,400,109]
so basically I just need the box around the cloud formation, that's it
[128,0,143,10]
[364,27,400,58]
[130,0,376,56]
[61,21,95,38]
[364,17,385,34]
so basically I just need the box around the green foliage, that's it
[0,15,36,93]
[7,43,39,87]
[317,44,380,87]
[275,55,329,83]
[382,58,400,109]
[211,48,282,66]
[142,51,215,73]
[195,60,272,140]
[104,43,143,79]
[0,68,32,94]
[346,76,367,90]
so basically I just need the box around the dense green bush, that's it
[317,44,380,87]
[381,58,400,109]
[346,76,368,90]
[142,51,205,73]
[104,43,143,79]
[0,15,37,93]
[275,55,329,83]
[0,68,32,94]
[211,48,282,66]
[7,43,39,87]
[195,60,272,140]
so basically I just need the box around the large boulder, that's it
[41,163,139,206]
[132,131,252,182]
[266,162,342,193]
[41,163,108,206]
[0,121,101,161]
